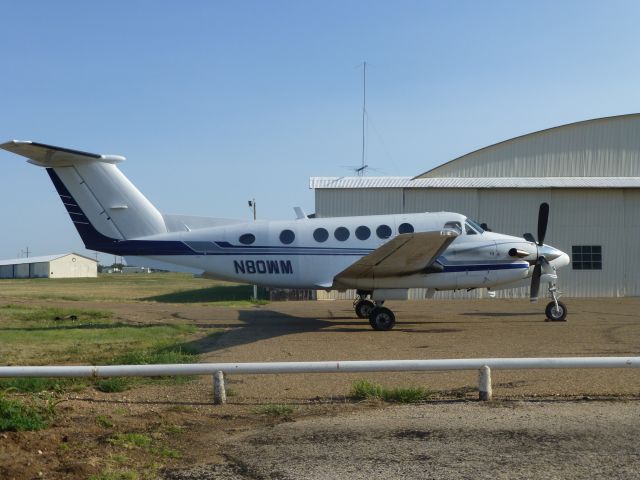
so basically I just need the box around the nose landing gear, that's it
[545,284,567,322]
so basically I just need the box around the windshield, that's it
[465,218,484,235]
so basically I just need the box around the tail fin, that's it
[1,141,167,249]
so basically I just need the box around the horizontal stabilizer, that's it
[0,140,125,167]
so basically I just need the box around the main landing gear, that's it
[545,284,567,322]
[354,291,396,331]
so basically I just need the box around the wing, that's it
[334,229,459,285]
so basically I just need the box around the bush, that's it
[95,377,131,393]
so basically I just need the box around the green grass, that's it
[0,377,87,393]
[108,432,152,449]
[88,470,139,480]
[95,378,131,393]
[0,394,50,431]
[96,415,115,428]
[0,304,201,366]
[0,273,269,305]
[351,379,433,403]
[254,404,295,416]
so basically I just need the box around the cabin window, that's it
[398,223,414,234]
[465,222,478,235]
[572,245,602,270]
[334,226,350,241]
[279,229,295,245]
[313,227,329,243]
[355,226,371,240]
[376,224,392,239]
[238,233,255,245]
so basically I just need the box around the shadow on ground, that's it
[142,285,268,303]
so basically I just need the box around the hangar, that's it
[311,113,640,298]
[0,253,97,279]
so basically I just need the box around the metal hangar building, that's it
[310,113,640,298]
[0,253,98,279]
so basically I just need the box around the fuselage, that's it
[136,211,570,291]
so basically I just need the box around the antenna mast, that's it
[360,61,367,176]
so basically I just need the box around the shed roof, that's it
[309,176,640,189]
[414,113,640,179]
[0,252,97,267]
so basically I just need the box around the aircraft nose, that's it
[539,245,570,268]
[556,251,570,268]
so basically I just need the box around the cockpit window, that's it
[465,219,484,235]
[443,221,462,235]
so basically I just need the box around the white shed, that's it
[0,253,97,279]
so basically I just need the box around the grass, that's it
[254,404,295,416]
[351,379,433,403]
[89,470,139,480]
[0,304,201,366]
[108,432,153,449]
[0,273,269,304]
[0,392,51,431]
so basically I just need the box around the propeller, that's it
[525,202,550,302]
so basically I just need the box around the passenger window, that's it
[398,223,414,234]
[334,226,350,241]
[313,228,329,243]
[355,226,371,240]
[279,229,295,244]
[239,233,255,245]
[376,225,392,239]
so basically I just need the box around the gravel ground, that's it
[216,400,640,480]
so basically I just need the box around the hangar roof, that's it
[309,176,640,189]
[414,113,640,179]
[0,252,96,266]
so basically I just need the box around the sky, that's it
[1,1,640,263]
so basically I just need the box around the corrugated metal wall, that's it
[315,188,403,217]
[315,186,638,298]
[421,115,640,178]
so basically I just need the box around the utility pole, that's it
[248,198,258,300]
[21,247,30,258]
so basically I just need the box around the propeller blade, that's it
[530,261,542,302]
[523,233,535,243]
[537,202,549,246]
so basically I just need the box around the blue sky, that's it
[1,1,640,263]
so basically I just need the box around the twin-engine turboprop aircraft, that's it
[1,140,571,330]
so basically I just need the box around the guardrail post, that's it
[213,370,226,405]
[478,365,492,401]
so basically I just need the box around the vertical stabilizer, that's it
[1,141,167,245]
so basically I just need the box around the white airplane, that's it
[1,140,571,330]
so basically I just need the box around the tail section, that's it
[1,141,167,249]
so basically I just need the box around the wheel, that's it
[368,307,396,331]
[355,299,375,319]
[545,301,567,322]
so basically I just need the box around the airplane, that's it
[1,140,571,330]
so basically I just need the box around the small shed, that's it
[0,253,98,279]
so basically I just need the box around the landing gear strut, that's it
[545,283,567,322]
[353,291,395,330]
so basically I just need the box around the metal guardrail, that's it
[0,357,638,403]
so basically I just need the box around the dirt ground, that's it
[1,296,640,479]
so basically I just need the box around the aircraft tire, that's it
[355,299,375,319]
[369,307,396,331]
[545,301,567,322]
